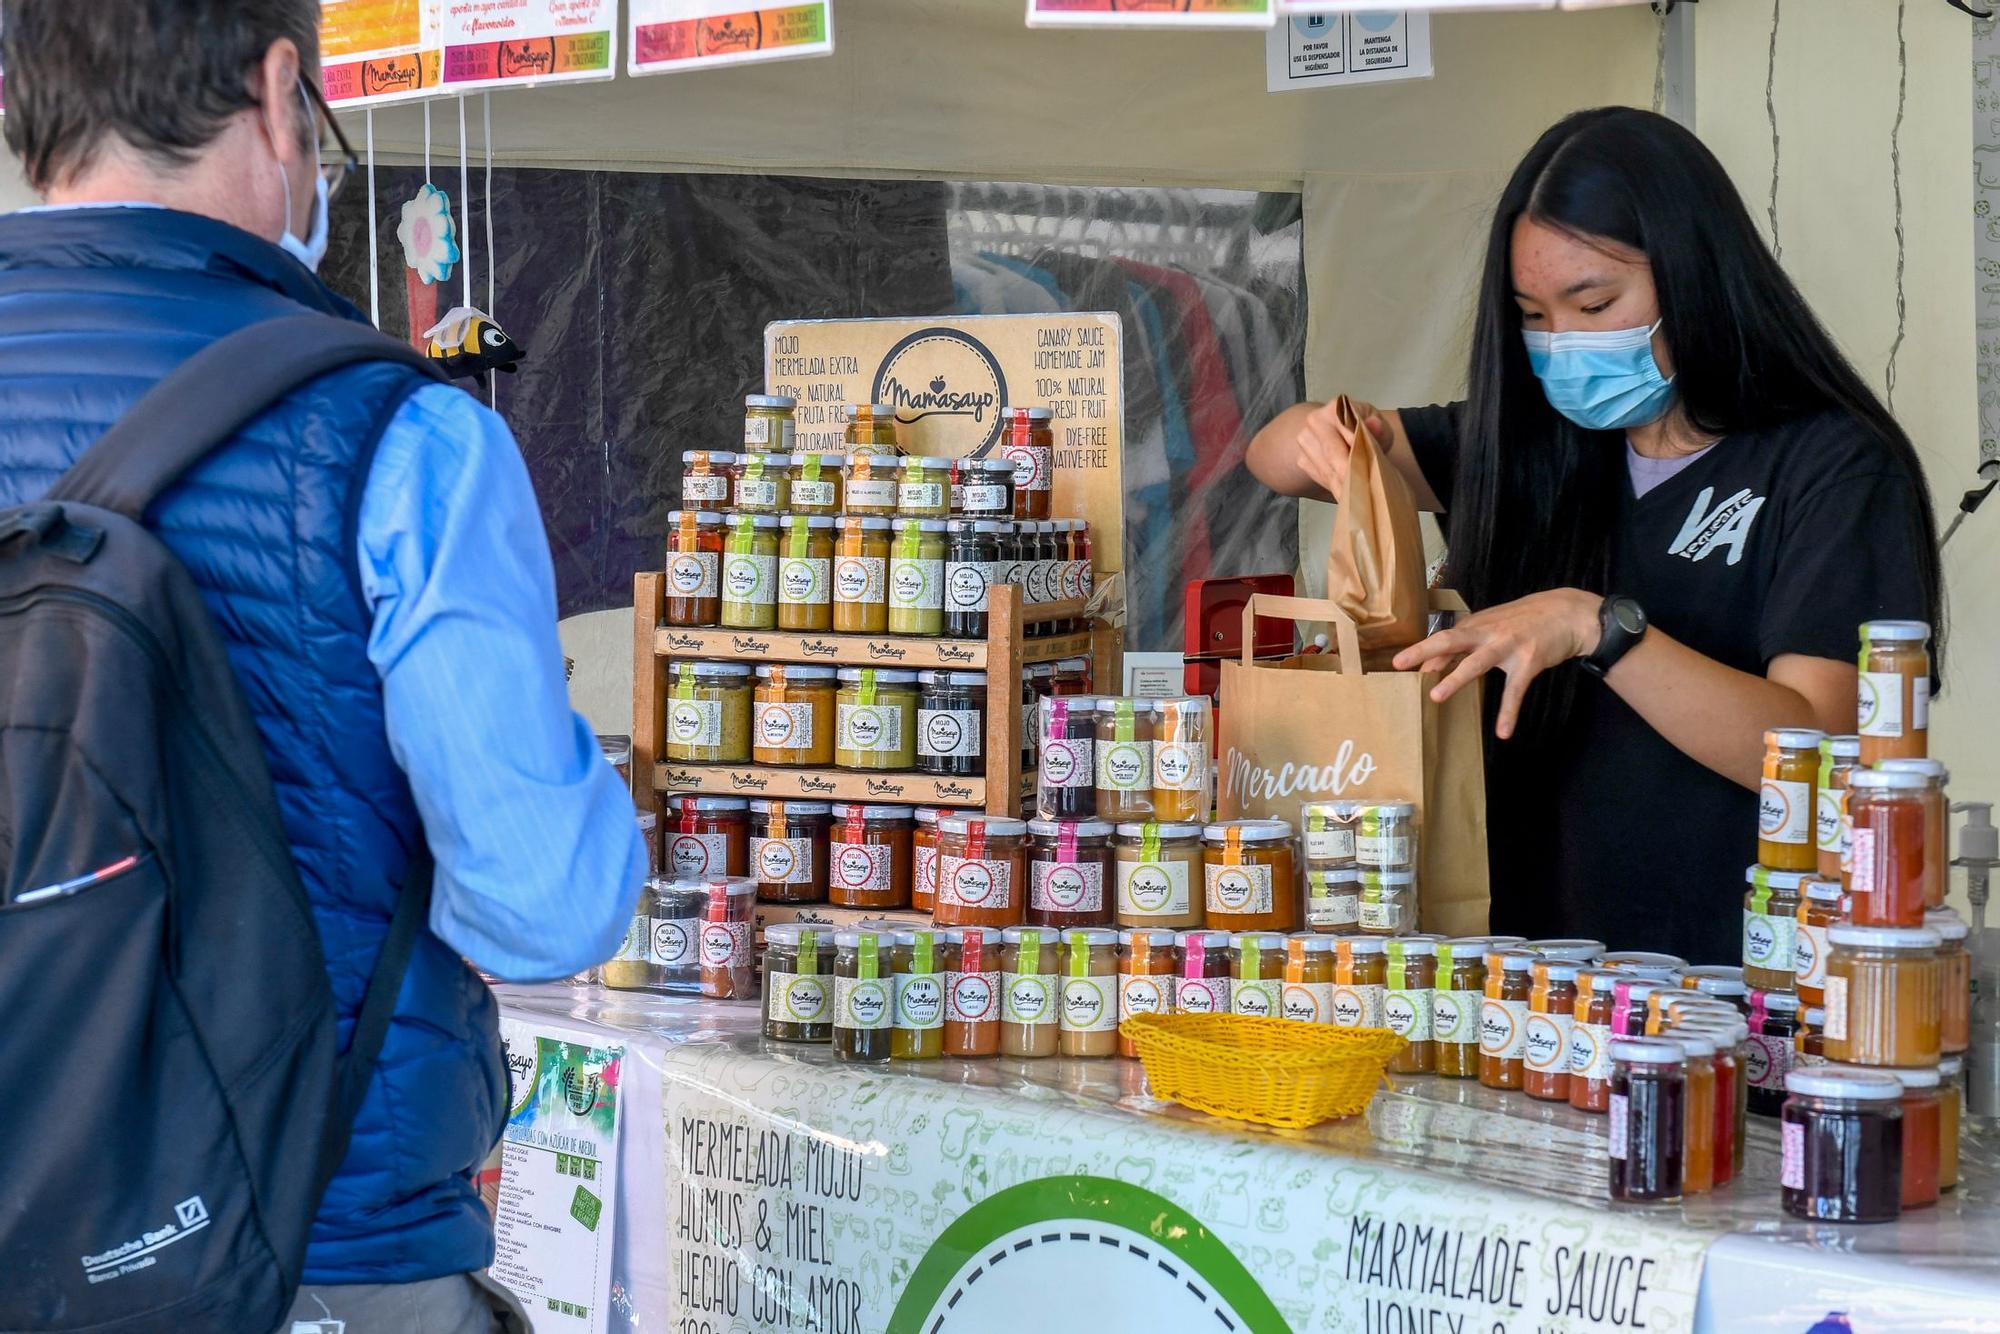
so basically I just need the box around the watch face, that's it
[1611,599,1645,635]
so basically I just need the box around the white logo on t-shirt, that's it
[1668,485,1765,566]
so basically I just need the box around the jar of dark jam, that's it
[1780,1067,1905,1223]
[917,670,985,778]
[1607,1039,1688,1204]
[944,520,997,638]
[1036,695,1100,820]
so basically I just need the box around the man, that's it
[0,4,646,1330]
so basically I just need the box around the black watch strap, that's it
[1580,595,1647,679]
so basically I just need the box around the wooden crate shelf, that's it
[655,763,987,807]
[652,618,1094,671]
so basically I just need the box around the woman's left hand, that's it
[1390,589,1603,739]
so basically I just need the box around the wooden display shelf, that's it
[651,616,1094,671]
[656,762,986,808]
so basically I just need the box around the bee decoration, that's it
[422,305,526,383]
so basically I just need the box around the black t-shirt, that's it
[1401,403,1931,964]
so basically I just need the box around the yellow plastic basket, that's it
[1121,1013,1405,1130]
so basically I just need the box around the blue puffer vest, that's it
[0,208,505,1284]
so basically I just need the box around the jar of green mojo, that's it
[889,518,947,636]
[835,668,918,770]
[721,513,779,629]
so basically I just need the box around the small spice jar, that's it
[749,799,831,904]
[1817,734,1861,881]
[1794,877,1845,1007]
[790,451,846,515]
[1202,819,1298,933]
[1028,819,1114,929]
[831,516,891,634]
[1306,865,1360,934]
[999,926,1060,1058]
[954,457,1017,518]
[1037,695,1099,820]
[835,668,918,771]
[743,394,797,454]
[1059,928,1121,1057]
[1608,1039,1688,1204]
[775,515,835,632]
[1927,908,1970,1054]
[1280,935,1337,1025]
[1359,870,1417,936]
[1173,929,1233,1014]
[1596,952,1687,982]
[1094,698,1155,822]
[934,815,1030,928]
[1385,938,1439,1073]
[1358,802,1417,873]
[912,807,943,912]
[827,804,913,909]
[752,665,836,767]
[916,670,985,777]
[1796,1007,1828,1067]
[1846,768,1932,927]
[1228,932,1286,1018]
[999,406,1055,520]
[734,450,793,514]
[843,402,900,456]
[1759,728,1825,871]
[1332,936,1388,1030]
[1561,969,1623,1113]
[663,796,750,880]
[635,811,660,875]
[762,924,835,1043]
[665,661,753,764]
[1480,951,1536,1090]
[944,519,999,639]
[1824,925,1942,1067]
[602,876,706,993]
[1745,989,1801,1116]
[1433,940,1491,1078]
[891,929,947,1060]
[896,455,953,518]
[943,927,1003,1058]
[1150,697,1211,823]
[842,452,899,516]
[1879,758,1950,911]
[679,450,736,510]
[1781,1067,1905,1222]
[833,929,894,1064]
[720,514,780,629]
[664,510,724,627]
[888,519,947,636]
[1525,960,1580,1102]
[696,876,758,1000]
[1742,866,1805,993]
[1302,800,1362,870]
[1857,618,1931,767]
[1115,822,1203,928]
[1118,928,1179,1055]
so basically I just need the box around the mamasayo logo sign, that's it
[871,328,1009,455]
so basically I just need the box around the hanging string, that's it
[423,101,432,183]
[458,95,472,311]
[485,93,498,412]
[366,109,379,329]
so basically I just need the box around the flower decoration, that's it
[397,183,461,286]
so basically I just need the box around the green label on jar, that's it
[1003,973,1057,1026]
[890,557,942,609]
[836,974,893,1031]
[771,971,830,1024]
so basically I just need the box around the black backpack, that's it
[0,315,445,1332]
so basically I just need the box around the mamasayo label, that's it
[1432,989,1477,1044]
[1759,779,1810,844]
[1032,860,1104,913]
[1231,978,1281,1018]
[1206,863,1272,915]
[945,970,1000,1023]
[920,709,981,759]
[753,837,814,886]
[835,975,893,1031]
[1857,671,1905,737]
[1004,973,1057,1026]
[1120,973,1171,1021]
[1480,997,1529,1060]
[668,832,728,879]
[890,558,942,610]
[896,973,945,1030]
[833,556,885,605]
[1281,981,1334,1024]
[1038,738,1092,789]
[682,475,729,503]
[830,842,892,893]
[723,552,775,604]
[668,699,722,748]
[1331,983,1385,1029]
[1524,1013,1573,1075]
[1062,977,1117,1032]
[756,703,814,751]
[1118,860,1190,917]
[1154,742,1205,793]
[1743,908,1796,971]
[940,857,1014,910]
[668,551,718,598]
[769,971,830,1024]
[1174,976,1225,1014]
[779,557,829,605]
[1385,988,1432,1043]
[1096,739,1153,793]
[838,704,905,754]
[946,561,990,612]
[699,921,749,969]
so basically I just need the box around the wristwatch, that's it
[1580,595,1647,679]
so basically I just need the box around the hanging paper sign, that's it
[1266,10,1430,92]
[1027,0,1276,30]
[320,0,445,105]
[440,0,618,91]
[629,1,834,75]
[1281,0,1548,10]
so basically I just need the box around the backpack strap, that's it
[47,313,444,518]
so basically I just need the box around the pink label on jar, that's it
[1781,1120,1805,1190]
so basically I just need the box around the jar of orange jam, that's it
[1857,619,1931,766]
[1201,820,1297,933]
[1479,952,1535,1091]
[1823,925,1942,1068]
[1758,728,1825,872]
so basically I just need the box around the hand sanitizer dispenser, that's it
[1954,803,2000,1117]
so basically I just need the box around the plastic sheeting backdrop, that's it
[324,171,1304,650]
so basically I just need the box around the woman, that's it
[1248,107,1942,964]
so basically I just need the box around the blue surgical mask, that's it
[275,83,330,273]
[1522,320,1676,432]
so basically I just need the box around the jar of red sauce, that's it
[663,796,749,880]
[1846,769,1932,927]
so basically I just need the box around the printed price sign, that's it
[630,1,835,75]
[320,0,445,105]
[440,0,617,92]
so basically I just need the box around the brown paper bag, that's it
[1217,592,1490,937]
[1326,396,1428,652]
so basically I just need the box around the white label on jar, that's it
[1823,975,1849,1041]
[940,856,1014,910]
[1569,1021,1611,1082]
[1063,560,1084,601]
[651,917,697,967]
[1080,564,1096,600]
[683,475,730,504]
[1004,443,1053,492]
[834,974,893,1031]
[1004,973,1058,1026]
[1039,737,1093,789]
[736,477,781,509]
[1816,789,1845,854]
[915,845,940,902]
[1914,676,1931,729]
[756,703,814,751]
[769,971,830,1025]
[1120,972,1171,1021]
[1231,977,1281,1018]
[890,557,943,610]
[1119,859,1191,917]
[1607,1093,1630,1161]
[1032,560,1058,605]
[1848,828,1878,896]
[699,921,749,969]
[830,841,892,893]
[837,703,905,754]
[667,551,718,598]
[667,832,728,879]
[946,970,1000,1023]
[962,483,1008,513]
[667,699,722,748]
[1359,899,1407,933]
[919,709,982,759]
[1745,1033,1791,1091]
[791,479,836,508]
[613,915,649,963]
[899,481,947,512]
[1174,976,1225,1014]
[1205,863,1273,915]
[1524,1013,1573,1075]
[1743,909,1797,972]
[1331,983,1385,1029]
[946,561,990,612]
[1308,887,1359,928]
[778,557,829,606]
[1759,779,1810,844]
[1431,989,1476,1044]
[897,973,945,1030]
[846,478,897,510]
[1858,671,1905,737]
[1795,923,1830,991]
[743,417,771,446]
[1385,988,1432,1043]
[1480,997,1529,1059]
[1096,739,1153,793]
[1062,976,1117,1032]
[1305,828,1355,861]
[1281,981,1334,1024]
[753,836,814,885]
[1032,860,1104,913]
[1154,742,1205,793]
[833,555,885,605]
[1357,833,1410,867]
[722,552,775,604]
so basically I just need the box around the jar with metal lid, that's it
[1679,965,1749,1013]
[1119,928,1179,1055]
[1306,865,1360,934]
[1794,878,1845,1006]
[1480,951,1535,1090]
[1037,695,1099,819]
[1745,989,1800,1116]
[842,452,900,516]
[1817,735,1861,880]
[749,800,831,904]
[1650,991,1737,1036]
[999,926,1060,1058]
[1879,758,1950,911]
[720,514,779,629]
[1608,1039,1688,1203]
[934,815,1030,928]
[1173,930,1232,1014]
[679,450,736,510]
[1675,1017,1748,1185]
[790,451,846,515]
[1847,768,1931,927]
[1203,820,1298,933]
[753,665,836,767]
[827,804,913,909]
[1433,940,1491,1078]
[1927,908,1969,1054]
[888,519,947,636]
[833,929,894,1064]
[1051,656,1091,695]
[663,797,749,879]
[1115,821,1203,928]
[603,876,706,993]
[1357,802,1417,873]
[1150,697,1211,823]
[1666,1032,1718,1194]
[599,733,634,794]
[1596,951,1686,982]
[1385,938,1438,1073]
[696,876,759,1000]
[1059,928,1121,1057]
[1782,1067,1906,1222]
[1568,968,1624,1111]
[1023,522,1056,607]
[1881,1064,1942,1209]
[1359,870,1416,936]
[916,670,985,777]
[775,515,835,632]
[834,668,918,770]
[1611,978,1662,1040]
[912,807,943,912]
[1301,800,1362,870]
[1525,960,1579,1102]
[664,510,724,627]
[953,457,1016,518]
[843,402,900,456]
[1028,819,1114,929]
[1796,1007,1828,1067]
[1742,866,1805,993]
[666,661,753,763]
[1757,727,1824,871]
[944,519,998,638]
[1280,935,1336,1024]
[891,929,947,1060]
[734,451,793,514]
[763,924,835,1042]
[1857,619,1931,766]
[943,926,1003,1058]
[1000,406,1055,520]
[1525,939,1604,963]
[1227,932,1286,1018]
[1824,925,1942,1067]
[990,521,1025,597]
[1094,698,1155,821]
[896,455,952,519]
[832,516,891,634]
[1332,937,1387,1029]
[743,394,797,454]
[1025,663,1053,768]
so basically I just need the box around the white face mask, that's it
[274,82,330,273]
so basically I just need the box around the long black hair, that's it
[1450,106,1944,737]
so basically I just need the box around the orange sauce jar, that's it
[1569,967,1625,1113]
[1479,951,1534,1091]
[1280,935,1337,1025]
[1816,735,1861,881]
[1794,877,1846,1008]
[943,927,1002,1058]
[1758,728,1824,872]
[1824,924,1942,1067]
[1928,909,1970,1055]
[1332,937,1386,1030]
[1385,938,1438,1073]
[1857,619,1931,766]
[911,808,942,912]
[1879,759,1950,911]
[1117,928,1179,1057]
[1201,820,1297,933]
[1524,960,1578,1102]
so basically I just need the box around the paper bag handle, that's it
[1238,589,1472,677]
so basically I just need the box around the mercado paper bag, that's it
[1325,396,1428,653]
[1218,593,1489,937]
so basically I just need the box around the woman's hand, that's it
[1391,589,1602,739]
[1289,399,1393,503]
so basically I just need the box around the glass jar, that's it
[1019,521,1051,607]
[720,514,779,629]
[1433,939,1491,1078]
[1115,821,1203,929]
[831,516,890,634]
[889,519,947,636]
[1927,909,1970,1055]
[1059,928,1121,1057]
[891,929,947,1060]
[1794,877,1845,1007]
[1306,865,1360,934]
[753,665,836,767]
[1847,769,1931,927]
[916,670,985,777]
[1281,935,1337,1025]
[1150,697,1211,823]
[1302,800,1362,870]
[1332,937,1387,1030]
[1479,951,1535,1091]
[1596,952,1686,982]
[1611,979,1664,1040]
[636,811,660,877]
[834,668,918,771]
[1525,960,1579,1102]
[1669,1032,1718,1194]
[1940,1055,1964,1191]
[1000,406,1055,520]
[1879,759,1950,911]
[1608,1039,1688,1203]
[1568,968,1624,1113]
[912,807,942,912]
[827,803,913,909]
[750,800,831,904]
[602,876,706,993]
[1173,930,1232,1015]
[999,926,1060,1058]
[1203,820,1298,933]
[599,733,634,792]
[1746,989,1801,1116]
[1037,695,1099,820]
[833,929,894,1064]
[1527,939,1608,964]
[1359,870,1417,937]
[1742,866,1805,993]
[1228,932,1287,1018]
[1385,938,1438,1074]
[1796,1007,1828,1066]
[842,452,899,516]
[944,519,998,639]
[697,876,758,1000]
[1825,925,1942,1067]
[1028,819,1114,929]
[943,927,1003,1058]
[1679,965,1749,1013]
[1072,520,1096,605]
[1781,1067,1906,1222]
[1118,928,1179,1056]
[1358,802,1417,873]
[953,457,1016,518]
[1885,1065,1942,1209]
[1673,1020,1744,1186]
[1051,656,1091,695]
[663,796,750,880]
[886,455,945,520]
[679,449,736,511]
[775,515,835,632]
[1759,728,1825,871]
[1024,664,1052,770]
[762,924,835,1042]
[1095,698,1156,822]
[934,815,1030,928]
[664,510,724,627]
[843,402,900,456]
[1817,734,1861,881]
[665,661,753,763]
[743,394,797,456]
[790,452,846,516]
[734,451,793,515]
[1857,619,1931,766]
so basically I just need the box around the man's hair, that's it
[2,0,321,191]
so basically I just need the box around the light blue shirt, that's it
[359,384,646,981]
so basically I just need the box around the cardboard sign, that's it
[763,314,1126,580]
[321,0,445,105]
[440,0,618,91]
[1027,0,1275,29]
[629,1,835,75]
[1266,10,1431,93]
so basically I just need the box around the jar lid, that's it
[945,518,984,534]
[1672,1017,1748,1044]
[1119,927,1180,948]
[1576,967,1629,992]
[1061,927,1120,948]
[829,803,914,821]
[1028,819,1114,838]
[1285,934,1337,954]
[1827,924,1942,949]
[673,796,750,812]
[1003,406,1056,421]
[777,513,837,529]
[837,667,918,684]
[892,927,946,950]
[1687,975,1748,998]
[1360,801,1417,818]
[725,512,780,529]
[1751,989,1802,1013]
[1665,1033,1716,1059]
[1743,866,1812,891]
[1803,879,1845,902]
[1764,727,1827,750]
[1000,925,1058,946]
[1941,1056,1965,1077]
[1784,1067,1904,1100]
[671,875,757,899]
[844,402,897,418]
[749,799,831,815]
[1307,866,1360,886]
[680,450,737,465]
[943,925,1003,945]
[1386,938,1436,958]
[1156,695,1210,716]
[1116,821,1204,840]
[1301,800,1366,821]
[795,449,849,463]
[666,509,724,525]
[671,660,754,678]
[894,518,949,534]
[835,515,893,532]
[833,927,893,948]
[1496,951,1536,973]
[1232,932,1289,951]
[938,814,1029,837]
[598,733,632,759]
[1028,662,1056,679]
[1878,758,1950,783]
[1598,951,1688,971]
[1056,657,1090,672]
[756,664,837,681]
[1848,769,1933,791]
[1925,909,1969,941]
[1613,979,1664,1001]
[972,521,1011,536]
[1822,734,1861,758]
[1202,819,1293,844]
[1609,1038,1686,1066]
[742,451,793,466]
[1679,964,1743,984]
[918,669,988,687]
[914,807,943,827]
[975,457,1016,475]
[1045,694,1103,714]
[1868,1063,1943,1090]
[1175,929,1232,948]
[1802,1007,1826,1026]
[635,811,657,831]
[1360,870,1415,890]
[763,922,833,949]
[1338,938,1387,958]
[1531,960,1579,983]
[900,455,950,473]
[745,394,797,409]
[1860,619,1930,642]
[1524,939,1605,962]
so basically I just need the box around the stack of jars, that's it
[1300,800,1420,935]
[598,874,758,1000]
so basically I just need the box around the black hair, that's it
[1450,106,1944,737]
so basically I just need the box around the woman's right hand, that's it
[1289,399,1394,503]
